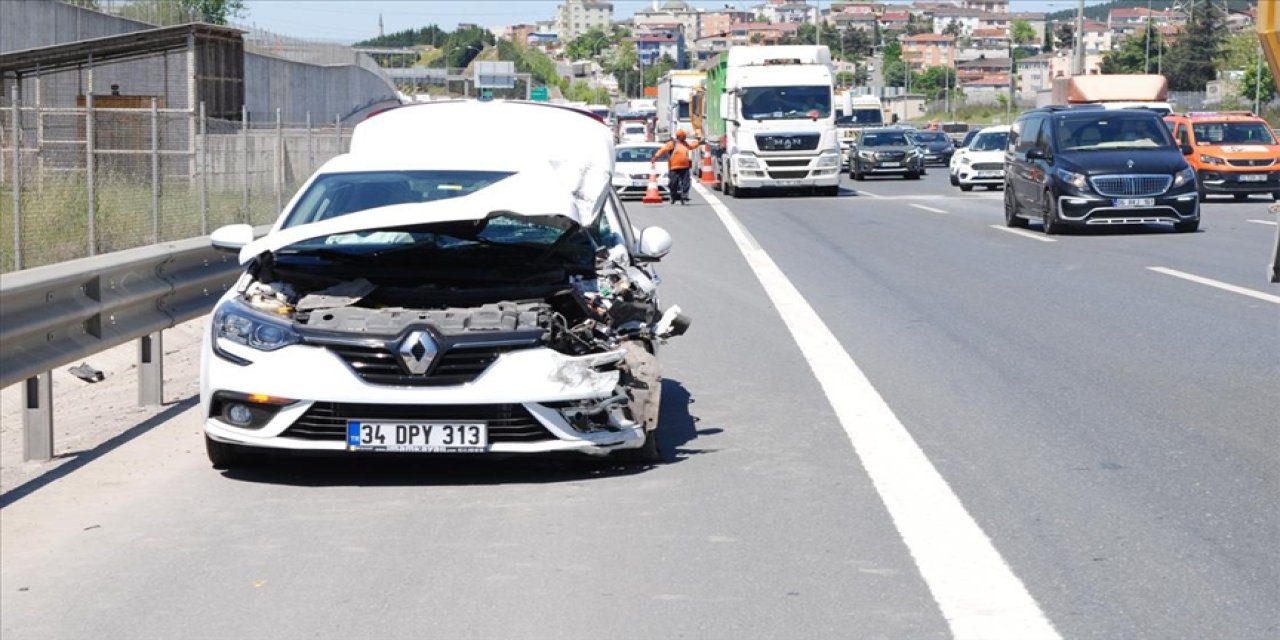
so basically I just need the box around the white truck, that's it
[709,45,841,197]
[656,70,706,139]
[835,91,885,167]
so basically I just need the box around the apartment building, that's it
[555,0,614,41]
[901,33,956,71]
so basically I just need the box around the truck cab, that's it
[713,46,842,197]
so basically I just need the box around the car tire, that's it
[724,170,736,198]
[1233,193,1249,201]
[906,171,921,180]
[1174,218,1200,233]
[1273,191,1280,202]
[206,435,251,470]
[949,173,959,186]
[1042,190,1065,235]
[1197,184,1208,202]
[986,185,999,191]
[821,185,840,197]
[612,341,663,465]
[959,184,974,192]
[1004,183,1028,228]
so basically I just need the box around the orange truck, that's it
[1259,1,1280,282]
[1165,111,1280,202]
[1050,74,1173,115]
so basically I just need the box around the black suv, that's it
[1004,107,1199,234]
[850,127,925,180]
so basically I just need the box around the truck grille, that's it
[1226,158,1274,168]
[765,159,811,168]
[971,162,1003,171]
[767,170,810,180]
[1089,174,1172,197]
[756,134,819,151]
[283,402,554,442]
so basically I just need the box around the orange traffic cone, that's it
[700,144,717,186]
[642,172,664,205]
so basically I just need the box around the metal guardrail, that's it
[0,234,252,461]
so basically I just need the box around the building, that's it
[633,31,685,67]
[900,33,956,71]
[833,12,877,32]
[957,56,1011,82]
[977,13,1046,43]
[879,10,910,31]
[754,1,818,25]
[634,1,700,44]
[555,0,614,41]
[1107,7,1185,39]
[1019,50,1106,104]
[836,1,887,14]
[931,8,985,36]
[724,21,801,46]
[700,9,753,40]
[506,24,537,45]
[961,74,1012,105]
[962,0,1008,12]
[955,27,1010,62]
[1080,19,1113,54]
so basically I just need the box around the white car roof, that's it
[240,101,616,263]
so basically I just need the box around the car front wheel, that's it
[1042,190,1065,235]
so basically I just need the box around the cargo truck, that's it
[1050,74,1173,115]
[704,45,842,197]
[656,70,706,139]
[835,91,885,167]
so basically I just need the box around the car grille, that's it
[1226,158,1274,168]
[765,159,811,168]
[767,170,810,179]
[1089,174,1172,197]
[875,151,906,161]
[971,162,1003,171]
[283,402,554,442]
[327,343,509,387]
[756,133,820,151]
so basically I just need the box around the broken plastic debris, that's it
[67,363,104,383]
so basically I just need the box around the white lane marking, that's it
[856,188,883,198]
[694,183,1061,640]
[1246,219,1278,226]
[1147,267,1280,304]
[989,225,1057,243]
[910,203,949,214]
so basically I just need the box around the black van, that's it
[1004,106,1200,234]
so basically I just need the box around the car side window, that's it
[1008,120,1022,152]
[1017,117,1042,154]
[1034,118,1052,153]
[1175,124,1191,147]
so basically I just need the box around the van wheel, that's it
[949,172,959,186]
[1042,191,1065,235]
[1273,191,1280,202]
[1004,184,1028,228]
[723,169,736,197]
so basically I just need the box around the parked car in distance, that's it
[1164,111,1280,202]
[908,130,955,166]
[950,125,1009,191]
[199,101,689,469]
[849,127,925,180]
[613,143,669,199]
[1004,106,1199,234]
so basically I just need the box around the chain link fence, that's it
[1,99,351,273]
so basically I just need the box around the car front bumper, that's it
[1057,190,1199,225]
[956,168,1004,185]
[201,335,646,457]
[613,176,669,199]
[1196,169,1280,195]
[852,158,923,175]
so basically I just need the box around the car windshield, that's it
[616,146,658,162]
[836,109,883,126]
[1055,114,1176,152]
[1192,122,1276,145]
[910,132,948,143]
[741,86,831,120]
[860,131,910,147]
[969,131,1009,152]
[283,171,514,228]
[276,214,590,264]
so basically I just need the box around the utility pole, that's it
[1073,0,1085,76]
[1257,39,1264,115]
[1144,0,1152,72]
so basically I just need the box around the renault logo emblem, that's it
[397,330,438,375]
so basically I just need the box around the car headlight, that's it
[213,299,300,351]
[1172,166,1196,188]
[737,153,759,169]
[858,150,875,159]
[905,149,919,158]
[612,170,627,180]
[960,156,972,165]
[1055,168,1089,191]
[1198,154,1226,166]
[817,151,841,168]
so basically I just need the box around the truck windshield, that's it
[1056,113,1175,152]
[677,103,690,119]
[836,109,882,126]
[1192,122,1276,145]
[741,86,831,120]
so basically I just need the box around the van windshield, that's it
[741,86,831,120]
[1192,122,1276,145]
[1055,113,1176,152]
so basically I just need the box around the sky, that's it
[239,0,1112,44]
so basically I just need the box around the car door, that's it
[1009,116,1043,207]
[1031,116,1054,214]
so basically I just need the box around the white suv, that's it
[949,125,1011,192]
[200,101,688,468]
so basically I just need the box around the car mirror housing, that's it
[1180,144,1193,155]
[1026,148,1046,161]
[634,226,672,262]
[211,224,255,253]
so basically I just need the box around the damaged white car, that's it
[199,101,689,468]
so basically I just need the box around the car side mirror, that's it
[634,226,672,262]
[1026,148,1046,161]
[1180,144,1193,155]
[211,224,255,253]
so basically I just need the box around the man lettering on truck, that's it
[651,130,700,205]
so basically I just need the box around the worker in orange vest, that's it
[651,130,700,205]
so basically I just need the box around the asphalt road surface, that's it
[2,169,1276,639]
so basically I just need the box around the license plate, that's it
[347,421,487,452]
[631,180,647,187]
[977,171,1002,178]
[881,162,900,168]
[1239,174,1268,182]
[1113,197,1155,207]
[777,179,802,186]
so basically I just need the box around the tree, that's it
[1240,57,1276,105]
[1043,23,1053,52]
[1010,19,1037,46]
[836,71,855,88]
[1100,23,1162,75]
[178,0,244,24]
[943,20,962,37]
[913,65,958,101]
[1162,0,1227,91]
[884,59,910,88]
[1054,22,1074,51]
[565,29,610,62]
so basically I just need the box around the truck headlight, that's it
[736,153,759,169]
[817,152,841,168]
[1172,166,1196,188]
[1055,168,1089,191]
[213,299,300,352]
